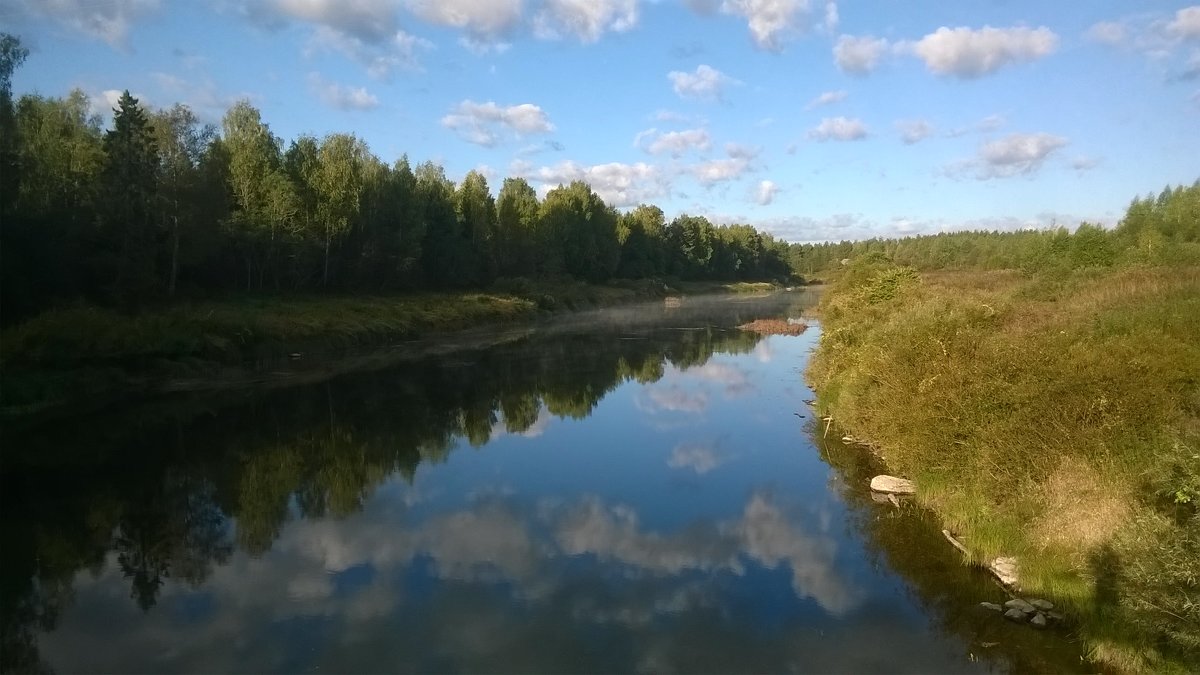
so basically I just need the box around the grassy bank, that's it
[0,279,669,415]
[807,262,1200,671]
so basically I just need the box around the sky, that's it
[3,0,1199,243]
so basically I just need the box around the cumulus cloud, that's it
[808,116,868,141]
[406,0,522,42]
[307,73,380,110]
[513,159,668,207]
[1086,20,1126,46]
[225,0,430,77]
[442,100,555,146]
[1167,6,1200,41]
[895,119,934,145]
[1085,9,1200,77]
[635,128,712,156]
[272,0,397,41]
[533,0,638,43]
[754,180,779,205]
[945,113,1006,138]
[668,64,737,100]
[692,158,752,185]
[87,88,133,118]
[908,25,1059,79]
[718,0,818,51]
[7,0,160,48]
[804,89,846,109]
[149,72,257,121]
[667,443,725,474]
[309,25,432,78]
[833,34,889,75]
[949,132,1069,180]
[724,142,760,160]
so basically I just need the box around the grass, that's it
[737,318,808,335]
[0,279,669,415]
[807,261,1200,673]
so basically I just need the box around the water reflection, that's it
[1,292,1085,673]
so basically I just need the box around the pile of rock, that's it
[979,597,1064,629]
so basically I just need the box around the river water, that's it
[1,292,1086,673]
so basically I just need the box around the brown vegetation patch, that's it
[1034,457,1130,552]
[738,319,808,335]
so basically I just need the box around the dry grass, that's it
[1033,457,1130,552]
[738,318,808,335]
[808,260,1200,672]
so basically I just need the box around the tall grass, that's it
[808,260,1200,672]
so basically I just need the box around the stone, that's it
[869,475,916,495]
[1047,612,1065,622]
[1003,608,1027,622]
[1030,599,1054,611]
[1004,598,1036,614]
[988,557,1020,588]
[1030,613,1048,629]
[979,602,1002,612]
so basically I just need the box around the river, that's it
[0,292,1087,673]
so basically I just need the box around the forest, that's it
[0,34,792,326]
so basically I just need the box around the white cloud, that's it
[724,142,760,160]
[272,0,397,42]
[946,113,1007,137]
[310,25,432,78]
[754,179,778,205]
[1167,6,1200,41]
[87,88,130,118]
[822,1,837,34]
[950,132,1069,180]
[692,158,752,185]
[636,128,712,156]
[908,25,1059,79]
[228,0,430,77]
[808,116,868,141]
[150,72,256,121]
[719,0,817,52]
[668,64,737,100]
[442,100,555,147]
[1086,21,1126,46]
[667,443,724,474]
[533,0,639,43]
[894,119,933,144]
[407,0,523,41]
[8,0,160,48]
[1070,155,1102,172]
[833,34,889,75]
[514,159,667,207]
[804,89,846,109]
[651,109,692,123]
[307,73,380,110]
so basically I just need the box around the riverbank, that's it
[0,279,793,418]
[806,261,1199,672]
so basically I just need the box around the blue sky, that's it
[5,0,1199,242]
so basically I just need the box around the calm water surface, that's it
[1,293,1087,673]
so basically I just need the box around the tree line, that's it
[788,182,1200,275]
[0,35,793,324]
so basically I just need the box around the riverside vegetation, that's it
[807,182,1200,672]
